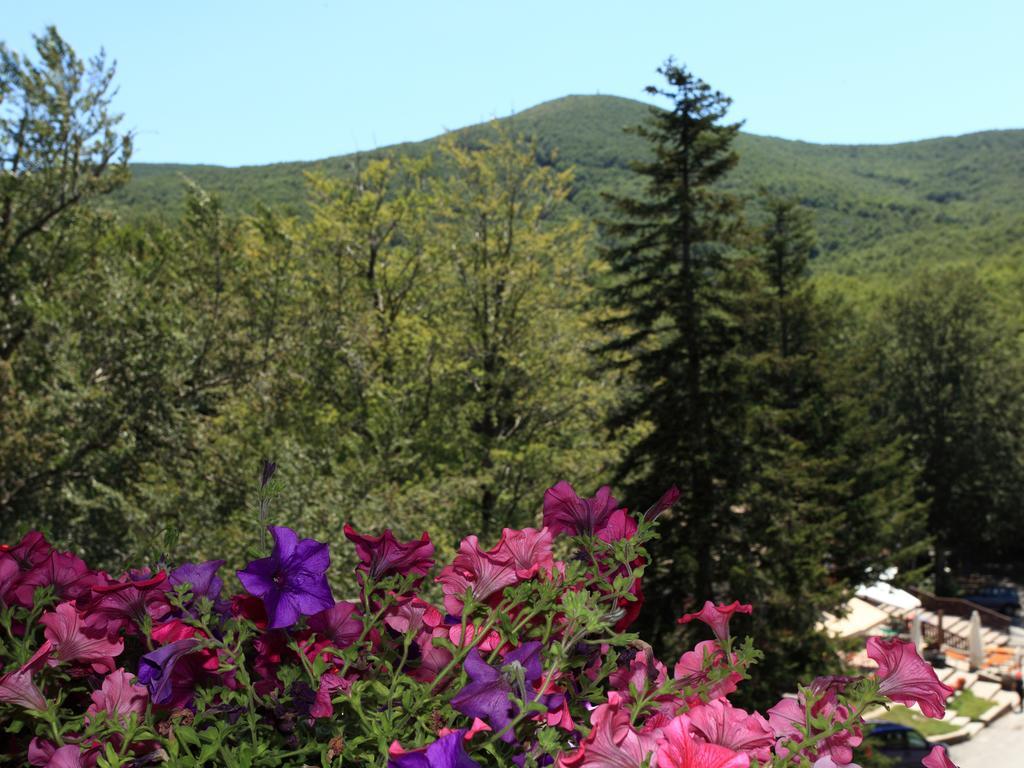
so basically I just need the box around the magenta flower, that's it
[309,600,363,647]
[450,642,559,743]
[86,668,148,724]
[2,530,52,571]
[39,601,124,673]
[683,698,774,762]
[388,730,481,768]
[866,636,953,718]
[643,485,681,521]
[13,551,99,606]
[310,672,351,719]
[542,481,624,537]
[0,531,54,608]
[609,643,668,700]
[596,508,639,543]
[922,746,958,768]
[237,526,334,629]
[678,600,753,643]
[0,555,21,605]
[658,715,750,768]
[343,524,434,583]
[0,668,47,711]
[83,569,171,637]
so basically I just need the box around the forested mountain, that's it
[111,94,1024,279]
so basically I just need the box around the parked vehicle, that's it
[962,585,1021,615]
[863,722,946,768]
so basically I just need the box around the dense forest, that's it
[3,28,1023,703]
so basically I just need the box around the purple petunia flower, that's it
[450,641,561,744]
[137,638,198,705]
[170,560,225,603]
[388,730,481,768]
[170,559,231,618]
[237,526,334,630]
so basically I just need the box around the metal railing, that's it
[907,588,1013,631]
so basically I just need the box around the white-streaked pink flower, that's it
[866,637,953,718]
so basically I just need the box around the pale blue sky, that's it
[4,1,1022,166]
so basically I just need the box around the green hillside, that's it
[110,95,1024,278]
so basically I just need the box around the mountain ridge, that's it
[110,95,1024,279]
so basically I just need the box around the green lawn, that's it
[949,689,995,720]
[873,706,960,736]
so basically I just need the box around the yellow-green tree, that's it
[434,127,617,538]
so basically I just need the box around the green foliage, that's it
[870,267,1024,589]
[0,26,144,555]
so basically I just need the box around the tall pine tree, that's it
[603,61,746,642]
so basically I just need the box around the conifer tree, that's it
[603,61,746,640]
[729,196,849,702]
[731,196,929,703]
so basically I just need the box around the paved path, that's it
[950,709,1024,767]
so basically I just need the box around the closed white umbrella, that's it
[910,613,923,653]
[968,610,985,670]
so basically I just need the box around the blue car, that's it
[962,586,1021,615]
[865,722,947,768]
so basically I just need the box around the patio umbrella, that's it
[910,612,923,652]
[968,610,985,670]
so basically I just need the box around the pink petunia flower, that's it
[657,715,750,768]
[0,555,22,605]
[558,691,658,768]
[682,698,774,762]
[673,640,743,702]
[413,624,454,683]
[866,637,953,718]
[492,527,554,579]
[28,741,90,768]
[1,531,54,608]
[0,667,47,711]
[436,535,519,615]
[921,745,958,768]
[384,596,443,637]
[677,601,753,644]
[86,668,148,724]
[596,508,639,544]
[768,685,862,766]
[39,601,124,673]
